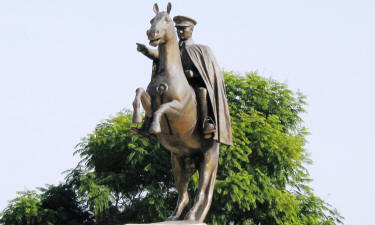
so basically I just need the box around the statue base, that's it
[126,221,206,225]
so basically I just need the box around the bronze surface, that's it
[132,3,232,222]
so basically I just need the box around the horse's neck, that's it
[158,37,184,74]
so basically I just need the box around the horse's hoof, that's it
[166,215,179,221]
[130,127,152,139]
[184,210,198,222]
[149,122,161,134]
[132,113,142,124]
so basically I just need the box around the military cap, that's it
[173,15,197,27]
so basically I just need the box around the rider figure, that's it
[136,15,232,145]
[173,16,216,139]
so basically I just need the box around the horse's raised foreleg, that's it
[185,141,219,222]
[132,88,152,124]
[167,153,197,221]
[149,100,182,134]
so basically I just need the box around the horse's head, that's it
[147,3,174,47]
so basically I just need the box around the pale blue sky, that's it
[1,1,374,224]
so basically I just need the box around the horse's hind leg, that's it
[167,153,197,221]
[132,88,152,123]
[185,141,219,222]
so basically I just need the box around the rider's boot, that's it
[198,87,216,139]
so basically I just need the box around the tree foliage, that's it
[67,111,176,224]
[0,184,94,225]
[208,72,342,225]
[1,72,343,225]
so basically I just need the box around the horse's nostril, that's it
[146,29,150,36]
[155,30,159,35]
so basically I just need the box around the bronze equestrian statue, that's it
[132,3,232,222]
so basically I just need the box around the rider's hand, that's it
[184,70,194,78]
[136,43,148,54]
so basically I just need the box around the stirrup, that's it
[203,117,216,134]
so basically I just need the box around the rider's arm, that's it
[137,43,159,61]
[145,48,159,60]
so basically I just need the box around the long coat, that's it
[184,43,233,146]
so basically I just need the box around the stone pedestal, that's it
[126,221,206,225]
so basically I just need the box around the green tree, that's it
[208,72,342,225]
[38,183,94,225]
[68,72,342,225]
[1,72,343,225]
[0,184,94,225]
[0,190,47,225]
[68,112,176,224]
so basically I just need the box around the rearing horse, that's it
[132,3,219,223]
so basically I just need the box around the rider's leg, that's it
[197,87,216,139]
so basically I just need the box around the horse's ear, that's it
[153,3,159,14]
[167,2,172,14]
